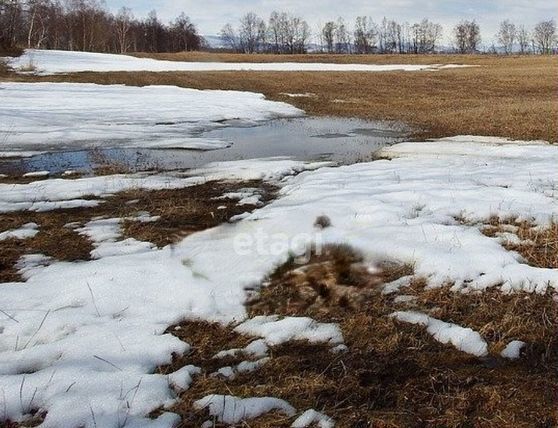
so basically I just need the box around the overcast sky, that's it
[106,0,558,45]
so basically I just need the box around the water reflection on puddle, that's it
[0,117,410,176]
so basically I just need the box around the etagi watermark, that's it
[233,227,324,264]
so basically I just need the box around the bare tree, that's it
[335,17,350,53]
[26,0,40,48]
[533,19,556,54]
[497,19,516,54]
[238,12,265,53]
[268,11,283,53]
[517,25,530,54]
[115,6,132,53]
[170,12,201,51]
[410,18,442,53]
[353,16,377,54]
[222,10,307,54]
[284,15,309,53]
[25,0,54,49]
[384,19,402,53]
[454,20,481,53]
[220,23,238,51]
[322,21,336,53]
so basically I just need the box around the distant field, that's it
[131,51,531,65]
[3,53,557,142]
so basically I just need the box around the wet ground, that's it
[0,117,410,176]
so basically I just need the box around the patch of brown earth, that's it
[482,217,558,269]
[0,180,276,282]
[160,244,557,427]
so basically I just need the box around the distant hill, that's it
[202,35,228,50]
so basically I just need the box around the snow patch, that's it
[0,81,302,153]
[391,311,488,357]
[280,92,316,98]
[194,395,295,424]
[0,151,44,158]
[0,223,39,241]
[292,409,335,428]
[22,171,49,178]
[214,357,270,379]
[213,339,269,359]
[77,217,155,259]
[501,340,526,359]
[234,316,344,346]
[0,137,556,426]
[10,49,473,74]
[168,365,201,391]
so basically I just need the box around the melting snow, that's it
[194,395,295,424]
[76,217,155,259]
[167,365,201,392]
[213,339,269,359]
[9,49,473,74]
[234,316,344,346]
[22,171,49,178]
[0,137,556,426]
[291,409,335,428]
[0,222,39,241]
[214,357,270,379]
[0,82,302,155]
[501,340,526,359]
[391,311,489,357]
[0,158,327,213]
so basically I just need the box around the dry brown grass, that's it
[120,180,276,247]
[0,45,22,77]
[0,59,10,77]
[0,179,275,282]
[4,54,557,142]
[0,412,46,428]
[0,210,93,282]
[482,218,558,269]
[131,51,489,65]
[158,244,557,427]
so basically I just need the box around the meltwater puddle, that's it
[0,117,410,176]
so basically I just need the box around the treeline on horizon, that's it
[0,0,203,55]
[222,12,557,55]
[1,0,557,57]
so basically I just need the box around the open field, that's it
[132,51,551,65]
[3,53,557,142]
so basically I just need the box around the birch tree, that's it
[497,19,516,54]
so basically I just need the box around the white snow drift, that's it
[292,409,335,428]
[0,222,39,241]
[0,138,557,426]
[194,395,295,425]
[391,311,488,357]
[0,82,302,155]
[235,315,344,346]
[8,49,472,74]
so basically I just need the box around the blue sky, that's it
[106,0,558,45]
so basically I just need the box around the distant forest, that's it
[0,0,203,55]
[1,0,556,56]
